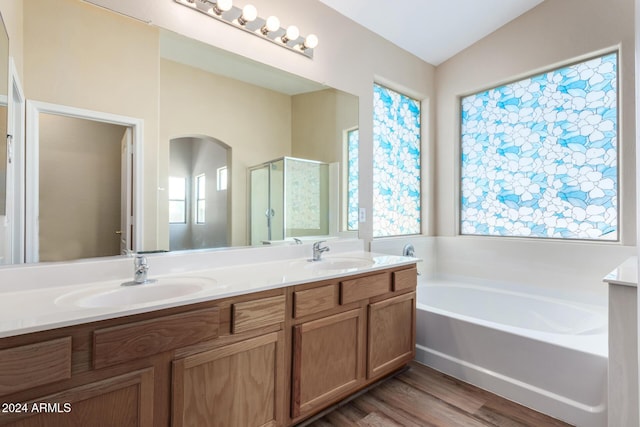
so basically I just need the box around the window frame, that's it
[344,126,359,232]
[169,176,187,225]
[458,51,620,242]
[217,166,227,192]
[372,82,422,239]
[195,173,206,224]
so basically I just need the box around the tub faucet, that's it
[312,241,330,261]
[403,244,415,257]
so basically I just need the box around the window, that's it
[460,52,618,240]
[346,128,359,231]
[217,166,227,191]
[196,174,206,224]
[373,83,421,237]
[169,176,186,224]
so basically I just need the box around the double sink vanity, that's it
[0,240,418,426]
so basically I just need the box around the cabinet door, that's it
[172,332,284,427]
[291,308,365,419]
[367,292,416,379]
[0,368,154,427]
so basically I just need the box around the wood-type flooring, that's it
[304,361,573,427]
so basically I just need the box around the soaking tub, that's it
[415,278,607,427]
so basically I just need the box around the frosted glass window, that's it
[196,174,205,224]
[460,52,618,240]
[347,128,359,231]
[169,176,186,224]
[373,84,421,237]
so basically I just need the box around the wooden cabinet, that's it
[289,265,417,424]
[367,292,416,379]
[340,272,390,305]
[93,308,219,369]
[172,332,285,427]
[291,308,366,418]
[0,263,416,427]
[0,337,72,396]
[0,368,154,427]
[231,295,286,334]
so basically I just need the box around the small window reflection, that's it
[169,176,187,224]
[196,174,206,224]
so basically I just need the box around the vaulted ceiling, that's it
[317,0,544,65]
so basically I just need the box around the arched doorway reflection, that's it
[169,135,230,251]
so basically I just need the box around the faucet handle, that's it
[313,240,327,249]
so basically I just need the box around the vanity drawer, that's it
[293,285,338,318]
[0,337,72,396]
[93,308,219,369]
[340,273,390,305]
[232,295,286,334]
[393,267,417,292]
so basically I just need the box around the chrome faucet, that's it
[311,241,330,261]
[134,254,149,283]
[123,254,156,286]
[402,244,415,257]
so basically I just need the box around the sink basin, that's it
[306,257,375,271]
[56,277,216,308]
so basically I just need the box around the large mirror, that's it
[8,0,358,264]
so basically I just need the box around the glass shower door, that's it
[249,164,270,245]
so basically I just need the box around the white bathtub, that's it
[415,278,608,427]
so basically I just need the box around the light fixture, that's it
[175,0,318,59]
[212,0,232,15]
[261,16,280,35]
[281,25,299,44]
[302,34,318,50]
[238,4,257,25]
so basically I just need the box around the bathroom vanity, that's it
[0,251,417,426]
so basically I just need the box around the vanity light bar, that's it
[175,0,318,59]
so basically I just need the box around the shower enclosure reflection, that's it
[249,157,329,245]
[169,136,230,251]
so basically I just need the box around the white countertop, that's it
[603,256,638,288]
[0,246,417,338]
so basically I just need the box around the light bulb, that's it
[213,0,232,14]
[263,15,280,34]
[282,25,299,43]
[239,4,257,24]
[303,34,318,50]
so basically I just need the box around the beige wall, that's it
[292,89,358,233]
[291,88,358,164]
[160,58,292,247]
[23,0,160,250]
[39,114,125,262]
[435,0,635,249]
[0,0,23,78]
